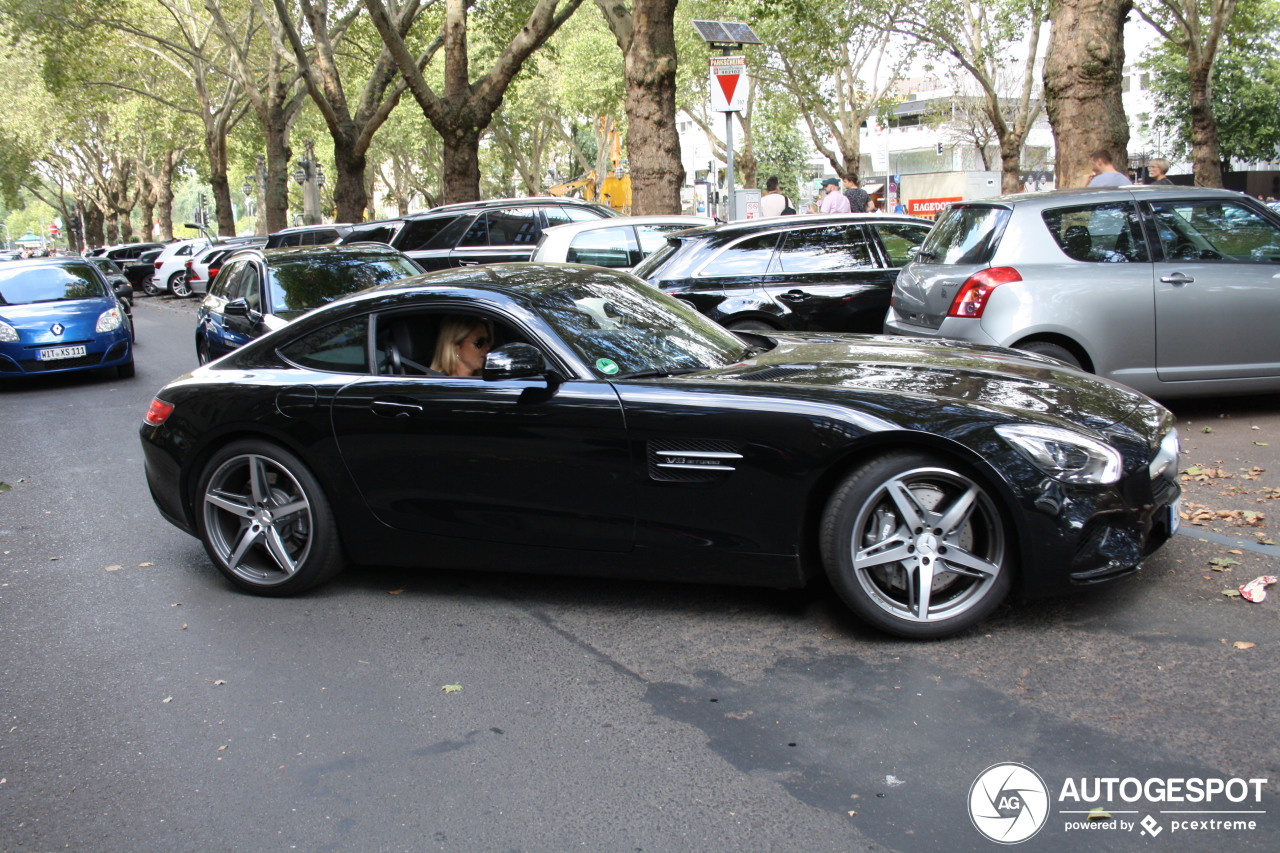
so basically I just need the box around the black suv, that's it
[264,223,353,248]
[630,214,933,332]
[339,197,617,270]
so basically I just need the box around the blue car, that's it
[0,258,134,383]
[196,243,421,363]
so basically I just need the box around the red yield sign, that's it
[709,56,748,112]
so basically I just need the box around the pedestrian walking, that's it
[1087,149,1132,187]
[1147,158,1173,185]
[819,178,851,214]
[843,175,872,213]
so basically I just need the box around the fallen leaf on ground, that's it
[441,684,462,694]
[1233,641,1256,650]
[103,565,122,572]
[388,589,404,595]
[138,562,154,567]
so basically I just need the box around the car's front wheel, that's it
[140,275,160,297]
[820,451,1013,639]
[195,440,345,595]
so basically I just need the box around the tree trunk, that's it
[623,0,682,214]
[85,203,106,248]
[137,182,155,243]
[156,153,177,241]
[265,130,293,234]
[1000,139,1024,194]
[1187,62,1224,187]
[205,126,236,236]
[1044,0,1131,188]
[440,125,482,204]
[333,142,370,224]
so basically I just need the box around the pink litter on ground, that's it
[1238,575,1279,603]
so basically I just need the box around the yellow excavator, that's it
[546,120,631,212]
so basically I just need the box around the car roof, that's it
[540,214,716,237]
[222,242,413,265]
[406,197,617,219]
[675,212,931,241]
[950,185,1252,208]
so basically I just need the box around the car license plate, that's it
[38,345,87,361]
[1165,497,1181,535]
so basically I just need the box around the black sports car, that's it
[140,263,1181,639]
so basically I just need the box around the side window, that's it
[874,222,933,267]
[1150,200,1280,262]
[698,233,779,277]
[566,227,639,268]
[215,260,247,300]
[1042,202,1148,263]
[552,205,608,225]
[775,226,873,274]
[400,216,463,252]
[279,317,371,373]
[457,213,492,248]
[485,208,542,246]
[242,265,262,312]
[635,224,691,256]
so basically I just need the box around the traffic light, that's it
[936,141,944,156]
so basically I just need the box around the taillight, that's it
[947,267,1022,318]
[154,260,163,270]
[144,398,175,426]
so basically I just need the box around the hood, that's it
[710,333,1148,432]
[1,298,116,342]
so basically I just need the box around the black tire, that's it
[194,440,345,595]
[141,275,160,297]
[196,337,211,365]
[1016,340,1083,370]
[726,318,775,331]
[117,358,135,379]
[820,451,1013,639]
[170,272,192,298]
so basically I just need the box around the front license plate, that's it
[38,345,87,361]
[1165,497,1181,535]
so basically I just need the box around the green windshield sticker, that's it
[596,358,620,375]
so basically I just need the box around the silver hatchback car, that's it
[884,186,1280,398]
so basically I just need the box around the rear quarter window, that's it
[1042,201,1149,263]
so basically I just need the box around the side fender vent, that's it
[732,365,812,382]
[648,439,744,482]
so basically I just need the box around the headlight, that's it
[96,308,123,333]
[1149,427,1180,479]
[0,320,18,343]
[996,423,1123,485]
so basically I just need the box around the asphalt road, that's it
[1,297,1277,852]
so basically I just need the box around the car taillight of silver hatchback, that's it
[947,267,1022,318]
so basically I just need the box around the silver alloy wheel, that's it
[141,275,160,296]
[848,465,1005,624]
[170,272,192,297]
[202,452,314,587]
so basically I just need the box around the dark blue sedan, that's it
[0,258,134,383]
[195,244,421,363]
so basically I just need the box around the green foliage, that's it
[1140,5,1280,164]
[752,95,809,198]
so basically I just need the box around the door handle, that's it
[371,399,424,418]
[778,290,810,302]
[1160,272,1194,286]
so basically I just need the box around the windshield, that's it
[531,273,749,378]
[0,263,109,305]
[268,253,422,313]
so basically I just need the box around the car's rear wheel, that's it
[1016,340,1082,370]
[195,440,345,595]
[820,451,1013,639]
[170,272,192,298]
[196,336,211,365]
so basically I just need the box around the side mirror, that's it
[483,343,546,381]
[223,298,250,317]
[114,283,134,300]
